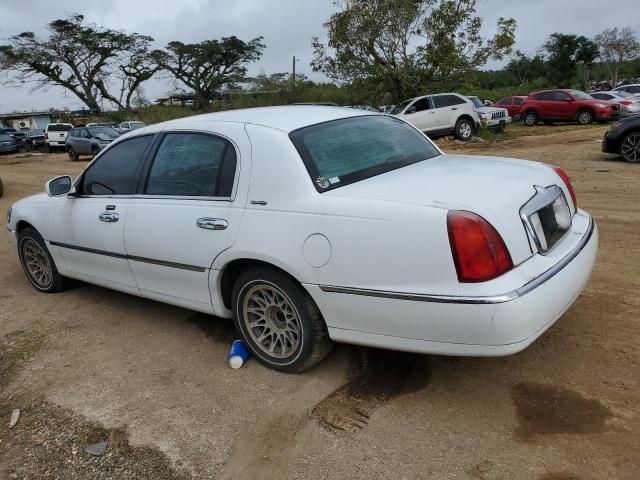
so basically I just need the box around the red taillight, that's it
[550,165,577,210]
[620,100,633,106]
[447,211,513,283]
[44,132,48,140]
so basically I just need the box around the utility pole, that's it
[292,55,296,91]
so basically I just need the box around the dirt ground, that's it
[0,125,638,480]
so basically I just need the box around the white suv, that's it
[391,93,480,141]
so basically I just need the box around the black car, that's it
[602,115,640,162]
[0,134,18,154]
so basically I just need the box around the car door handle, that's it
[99,212,119,223]
[196,217,228,230]
[451,107,458,111]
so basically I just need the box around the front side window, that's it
[412,98,431,112]
[290,115,441,192]
[514,97,524,105]
[145,133,237,197]
[553,91,571,101]
[569,90,592,100]
[628,85,640,93]
[80,135,152,195]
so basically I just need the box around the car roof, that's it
[155,106,377,133]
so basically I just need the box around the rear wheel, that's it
[577,109,594,125]
[18,227,67,293]
[523,110,538,126]
[91,146,99,158]
[621,132,640,162]
[232,267,333,373]
[454,118,474,141]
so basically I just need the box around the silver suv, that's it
[391,93,480,141]
[65,126,120,161]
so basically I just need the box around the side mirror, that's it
[406,106,417,114]
[45,176,72,196]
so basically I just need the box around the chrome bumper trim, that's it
[319,216,595,305]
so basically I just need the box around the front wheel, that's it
[621,132,640,162]
[577,109,594,125]
[18,227,67,293]
[454,118,474,141]
[523,110,538,126]
[68,147,79,161]
[232,268,333,373]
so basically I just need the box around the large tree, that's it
[594,27,640,87]
[543,33,598,88]
[0,14,157,112]
[505,50,545,85]
[152,37,265,107]
[311,0,516,102]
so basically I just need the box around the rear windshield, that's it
[48,124,73,132]
[290,115,440,192]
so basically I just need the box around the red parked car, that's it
[495,96,527,120]
[521,89,619,126]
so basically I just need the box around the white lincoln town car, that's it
[6,107,598,372]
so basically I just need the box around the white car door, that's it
[123,123,250,313]
[402,98,433,131]
[428,95,454,131]
[51,134,154,293]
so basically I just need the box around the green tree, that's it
[311,0,516,103]
[152,37,265,108]
[505,50,546,85]
[543,33,598,88]
[0,14,156,112]
[594,27,640,86]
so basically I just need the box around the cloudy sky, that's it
[0,0,638,112]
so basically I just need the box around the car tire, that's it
[620,132,640,162]
[523,110,538,126]
[232,267,333,373]
[577,109,594,125]
[18,227,67,293]
[454,118,474,141]
[68,147,79,161]
[91,146,99,158]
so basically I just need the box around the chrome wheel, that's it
[621,134,640,162]
[242,284,302,359]
[459,122,472,139]
[524,112,537,126]
[22,238,52,288]
[578,111,593,125]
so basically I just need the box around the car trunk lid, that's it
[324,154,572,265]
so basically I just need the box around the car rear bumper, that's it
[305,212,597,356]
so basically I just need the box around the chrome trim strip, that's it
[49,241,206,273]
[319,216,594,305]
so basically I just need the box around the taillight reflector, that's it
[550,165,577,210]
[447,211,513,283]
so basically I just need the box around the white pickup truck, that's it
[44,123,74,151]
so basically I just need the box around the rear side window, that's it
[447,95,467,105]
[628,86,640,94]
[47,124,72,132]
[145,133,237,197]
[500,98,513,105]
[80,135,152,195]
[432,95,451,108]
